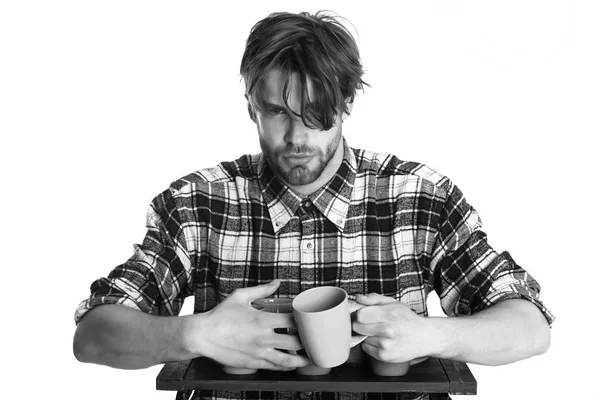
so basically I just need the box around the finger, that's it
[270,332,305,352]
[263,349,311,370]
[355,303,394,324]
[355,293,398,306]
[247,358,296,372]
[361,341,381,360]
[261,312,297,329]
[349,300,367,313]
[232,280,281,302]
[363,334,386,348]
[352,321,389,337]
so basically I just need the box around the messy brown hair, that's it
[240,11,368,130]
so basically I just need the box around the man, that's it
[73,11,553,400]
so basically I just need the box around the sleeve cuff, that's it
[74,295,143,325]
[481,289,555,328]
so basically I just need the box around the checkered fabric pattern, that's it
[75,140,553,400]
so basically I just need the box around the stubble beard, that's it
[260,131,342,187]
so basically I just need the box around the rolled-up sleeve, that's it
[74,188,193,324]
[430,181,555,327]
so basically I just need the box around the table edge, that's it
[157,357,476,395]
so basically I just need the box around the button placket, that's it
[298,201,315,285]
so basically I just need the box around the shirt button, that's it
[306,242,313,250]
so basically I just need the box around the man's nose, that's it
[284,117,308,145]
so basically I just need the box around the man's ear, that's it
[245,94,257,123]
[342,100,354,122]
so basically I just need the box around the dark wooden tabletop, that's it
[156,357,476,395]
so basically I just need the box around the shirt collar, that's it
[258,140,356,234]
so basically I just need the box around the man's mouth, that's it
[283,153,314,165]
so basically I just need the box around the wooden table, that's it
[157,357,476,398]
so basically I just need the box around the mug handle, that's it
[350,333,368,347]
[349,301,368,347]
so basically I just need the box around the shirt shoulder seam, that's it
[352,147,452,193]
[167,153,259,195]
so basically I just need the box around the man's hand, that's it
[353,293,551,366]
[73,280,310,370]
[353,293,429,363]
[189,279,310,371]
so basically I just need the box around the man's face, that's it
[251,69,348,190]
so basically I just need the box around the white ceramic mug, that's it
[292,286,367,368]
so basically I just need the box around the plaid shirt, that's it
[75,141,554,400]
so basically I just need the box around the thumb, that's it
[233,279,281,303]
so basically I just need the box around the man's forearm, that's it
[426,299,551,366]
[73,304,201,369]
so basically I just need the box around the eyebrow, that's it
[263,102,286,110]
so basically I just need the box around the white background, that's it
[1,1,598,399]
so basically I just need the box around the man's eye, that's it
[268,108,287,116]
